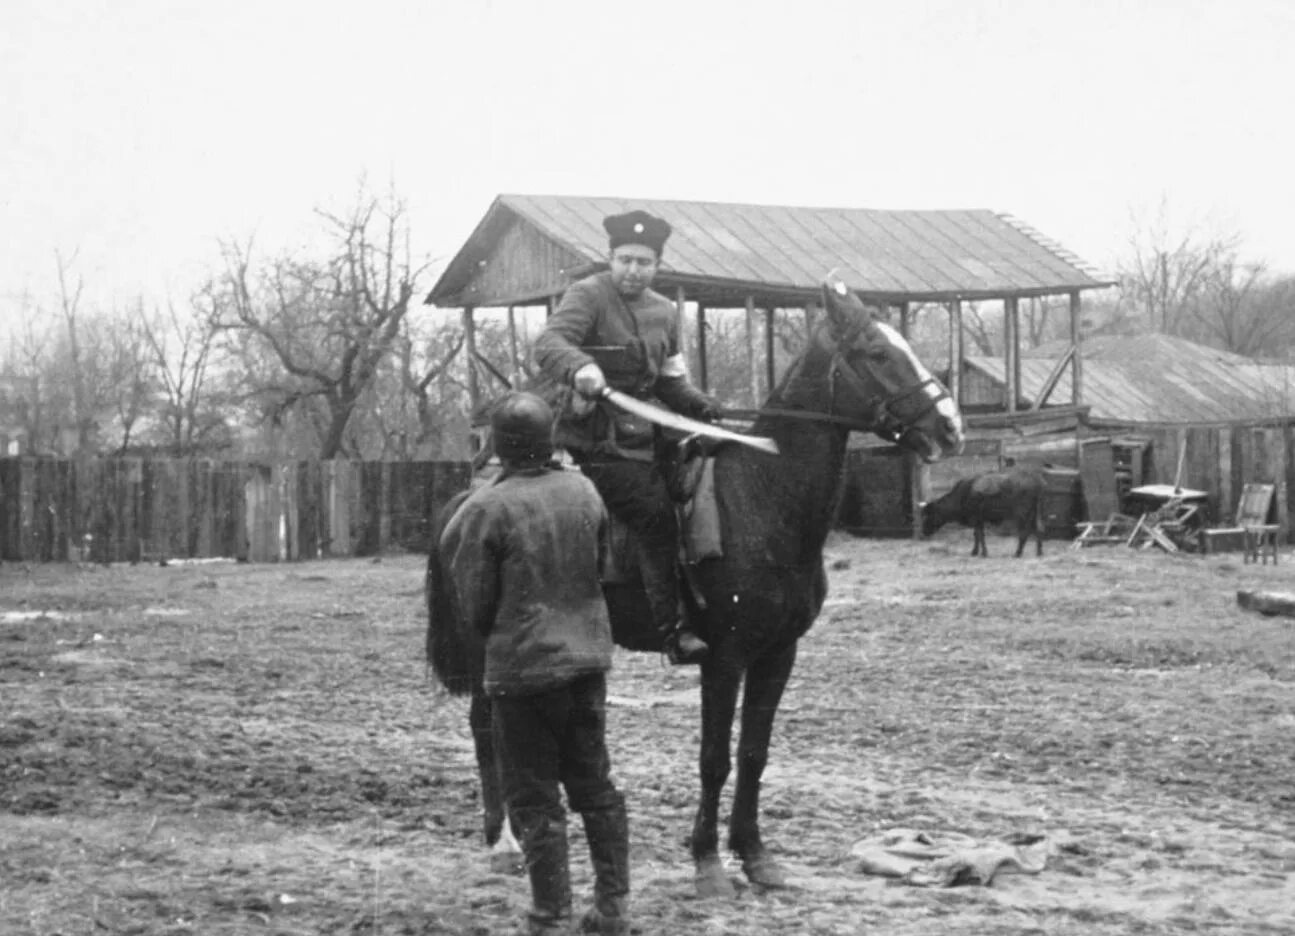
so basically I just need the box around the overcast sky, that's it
[3,0,1294,317]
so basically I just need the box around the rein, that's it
[721,350,947,443]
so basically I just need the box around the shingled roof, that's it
[968,335,1295,427]
[426,193,1114,308]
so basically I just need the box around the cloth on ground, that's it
[849,828,1050,887]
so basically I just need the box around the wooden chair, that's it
[1071,511,1141,549]
[1127,497,1200,553]
[1199,483,1280,564]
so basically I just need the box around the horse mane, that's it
[721,324,854,568]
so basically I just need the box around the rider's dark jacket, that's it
[439,465,612,696]
[533,271,714,455]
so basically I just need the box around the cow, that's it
[921,467,1046,557]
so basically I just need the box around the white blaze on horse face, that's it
[873,321,965,436]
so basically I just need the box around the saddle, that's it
[602,439,723,585]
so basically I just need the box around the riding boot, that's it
[578,802,631,936]
[517,816,572,935]
[638,535,708,665]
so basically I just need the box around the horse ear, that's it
[821,270,856,339]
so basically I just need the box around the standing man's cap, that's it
[603,210,671,255]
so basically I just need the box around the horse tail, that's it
[426,489,484,696]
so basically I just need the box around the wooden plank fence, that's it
[0,457,473,564]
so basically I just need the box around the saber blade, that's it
[602,389,780,455]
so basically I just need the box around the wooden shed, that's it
[965,333,1295,536]
[425,193,1115,534]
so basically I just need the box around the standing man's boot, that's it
[518,816,572,935]
[579,802,631,935]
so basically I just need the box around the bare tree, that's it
[54,250,97,452]
[102,302,158,453]
[400,323,465,455]
[139,292,228,454]
[215,189,429,459]
[1120,201,1240,336]
[961,301,1000,356]
[1189,261,1295,358]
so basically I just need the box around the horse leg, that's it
[728,641,796,890]
[470,687,524,875]
[691,657,742,899]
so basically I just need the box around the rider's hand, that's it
[697,399,724,422]
[572,362,607,398]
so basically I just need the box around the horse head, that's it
[820,271,965,462]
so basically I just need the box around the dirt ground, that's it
[3,530,1294,935]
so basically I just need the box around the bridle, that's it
[826,350,946,443]
[724,328,949,444]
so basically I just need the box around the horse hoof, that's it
[694,856,737,899]
[742,854,789,889]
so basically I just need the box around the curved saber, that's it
[602,389,780,455]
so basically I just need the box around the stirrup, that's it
[664,629,709,665]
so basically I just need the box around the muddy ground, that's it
[2,531,1294,935]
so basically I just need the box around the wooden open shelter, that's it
[425,193,1115,532]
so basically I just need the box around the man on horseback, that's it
[441,391,632,936]
[535,209,718,665]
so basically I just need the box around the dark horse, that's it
[427,273,964,897]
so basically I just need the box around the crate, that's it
[1040,466,1086,539]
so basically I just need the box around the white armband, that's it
[660,353,689,379]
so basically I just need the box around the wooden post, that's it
[899,300,921,539]
[463,306,479,414]
[1279,425,1291,542]
[947,300,963,407]
[912,460,930,540]
[765,307,776,395]
[506,305,521,388]
[696,301,709,392]
[745,295,760,407]
[1070,290,1083,405]
[1004,296,1019,413]
[675,285,691,375]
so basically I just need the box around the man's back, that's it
[442,466,612,694]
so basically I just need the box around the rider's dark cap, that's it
[603,210,671,256]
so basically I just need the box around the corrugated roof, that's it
[427,193,1114,307]
[968,334,1295,426]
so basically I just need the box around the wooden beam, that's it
[1004,296,1019,413]
[697,301,709,392]
[898,301,910,340]
[912,458,930,540]
[1069,290,1084,405]
[462,306,479,413]
[947,300,963,407]
[1237,589,1295,616]
[765,307,776,395]
[506,305,521,389]
[675,285,691,375]
[1032,344,1076,411]
[745,295,761,407]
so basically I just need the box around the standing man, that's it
[441,391,631,936]
[535,209,718,665]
